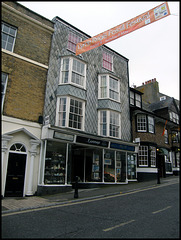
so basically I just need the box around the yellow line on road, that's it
[152,206,172,214]
[2,181,178,217]
[103,219,135,232]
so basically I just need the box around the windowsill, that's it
[58,82,86,91]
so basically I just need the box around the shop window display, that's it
[104,150,115,182]
[116,152,126,182]
[127,153,137,180]
[44,141,67,184]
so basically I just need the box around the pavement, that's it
[1,175,179,214]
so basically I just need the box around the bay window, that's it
[98,74,120,102]
[138,145,148,166]
[99,110,121,138]
[60,57,86,89]
[56,96,85,130]
[137,114,155,133]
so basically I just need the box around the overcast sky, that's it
[19,1,180,100]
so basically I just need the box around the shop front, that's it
[37,126,138,195]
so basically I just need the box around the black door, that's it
[5,153,26,197]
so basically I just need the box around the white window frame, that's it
[135,93,141,107]
[1,22,17,52]
[98,110,121,138]
[102,51,113,71]
[130,91,135,105]
[137,114,147,132]
[138,145,148,167]
[150,146,156,167]
[1,72,8,113]
[56,96,85,131]
[59,57,86,89]
[164,129,169,144]
[148,116,154,133]
[67,32,82,53]
[98,74,120,102]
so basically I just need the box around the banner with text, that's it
[76,2,170,55]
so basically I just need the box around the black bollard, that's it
[74,176,79,198]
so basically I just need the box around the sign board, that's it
[76,2,170,55]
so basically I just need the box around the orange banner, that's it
[76,2,170,55]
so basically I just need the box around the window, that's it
[98,74,120,102]
[102,52,113,71]
[99,110,121,138]
[164,129,169,144]
[130,91,134,105]
[137,114,155,133]
[169,111,179,124]
[150,146,156,167]
[60,57,86,89]
[67,32,81,53]
[135,94,141,107]
[1,72,8,112]
[1,22,17,52]
[138,146,148,166]
[148,116,154,133]
[172,131,179,143]
[56,97,85,130]
[137,114,147,132]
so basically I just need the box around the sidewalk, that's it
[2,175,179,214]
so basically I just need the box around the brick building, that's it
[130,79,180,181]
[38,16,138,195]
[1,1,54,197]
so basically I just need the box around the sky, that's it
[19,1,180,100]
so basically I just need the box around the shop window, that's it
[127,153,137,179]
[60,57,86,89]
[98,110,121,138]
[44,141,67,185]
[102,52,113,71]
[98,74,120,102]
[104,150,115,182]
[116,152,126,182]
[67,32,81,53]
[1,72,8,113]
[138,145,148,166]
[56,96,85,131]
[1,22,17,52]
[85,150,103,182]
[150,146,156,167]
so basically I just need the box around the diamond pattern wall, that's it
[44,18,131,142]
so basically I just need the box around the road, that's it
[2,180,179,239]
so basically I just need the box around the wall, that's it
[44,18,131,142]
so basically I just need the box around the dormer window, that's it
[130,90,142,108]
[160,96,166,101]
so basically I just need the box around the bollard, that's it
[74,176,79,198]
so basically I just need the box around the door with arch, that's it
[5,143,27,197]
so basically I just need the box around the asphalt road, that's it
[2,181,179,239]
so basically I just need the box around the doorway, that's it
[5,151,27,197]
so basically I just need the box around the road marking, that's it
[103,219,135,232]
[152,206,172,214]
[2,181,178,217]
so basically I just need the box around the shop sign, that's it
[110,142,135,152]
[76,136,109,147]
[54,131,74,141]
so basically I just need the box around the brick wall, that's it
[2,53,47,122]
[2,2,54,123]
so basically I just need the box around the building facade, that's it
[1,1,54,197]
[130,79,180,181]
[37,17,138,195]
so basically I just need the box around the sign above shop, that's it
[54,131,74,141]
[76,136,109,147]
[110,142,135,152]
